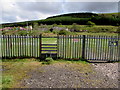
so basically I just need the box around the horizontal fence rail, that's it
[41,44,57,54]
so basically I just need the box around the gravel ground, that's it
[19,62,119,88]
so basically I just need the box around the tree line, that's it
[1,13,120,27]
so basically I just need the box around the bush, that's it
[58,30,68,35]
[87,21,96,27]
[71,23,79,32]
[18,31,28,35]
[44,30,51,33]
[53,30,59,34]
[53,23,57,27]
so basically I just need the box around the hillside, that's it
[1,12,120,27]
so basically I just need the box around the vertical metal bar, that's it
[86,35,88,60]
[63,35,64,58]
[21,35,23,57]
[101,36,103,61]
[1,35,2,58]
[66,35,68,59]
[22,36,24,57]
[34,36,36,57]
[12,35,14,57]
[21,35,23,56]
[36,36,37,57]
[27,35,29,57]
[19,36,22,56]
[79,35,82,59]
[3,35,4,57]
[69,35,71,59]
[102,36,105,61]
[14,35,16,57]
[32,35,34,57]
[7,35,10,57]
[82,35,86,59]
[65,35,66,59]
[19,35,20,57]
[24,35,25,57]
[95,35,98,60]
[105,35,107,60]
[29,35,31,57]
[99,36,102,60]
[97,36,100,60]
[72,35,74,59]
[75,36,77,59]
[92,35,94,60]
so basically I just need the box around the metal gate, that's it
[85,35,120,61]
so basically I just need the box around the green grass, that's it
[76,32,118,36]
[2,58,42,88]
[2,75,13,88]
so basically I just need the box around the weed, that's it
[41,58,54,65]
[2,75,13,88]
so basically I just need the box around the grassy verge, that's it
[2,58,42,88]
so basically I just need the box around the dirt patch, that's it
[19,62,119,88]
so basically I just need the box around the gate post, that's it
[82,35,86,60]
[57,34,59,58]
[39,34,42,59]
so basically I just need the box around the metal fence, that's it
[1,35,41,58]
[0,35,120,61]
[58,35,120,61]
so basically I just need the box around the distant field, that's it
[76,32,118,36]
[1,25,119,36]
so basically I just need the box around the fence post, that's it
[39,34,42,58]
[57,34,59,58]
[82,35,86,60]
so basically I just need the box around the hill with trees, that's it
[1,12,120,27]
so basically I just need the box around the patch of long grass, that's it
[2,75,13,88]
[2,58,42,88]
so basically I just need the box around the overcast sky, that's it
[0,0,119,24]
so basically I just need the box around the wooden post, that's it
[82,35,86,59]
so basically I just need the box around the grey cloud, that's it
[65,2,118,13]
[2,13,17,23]
[16,2,63,14]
